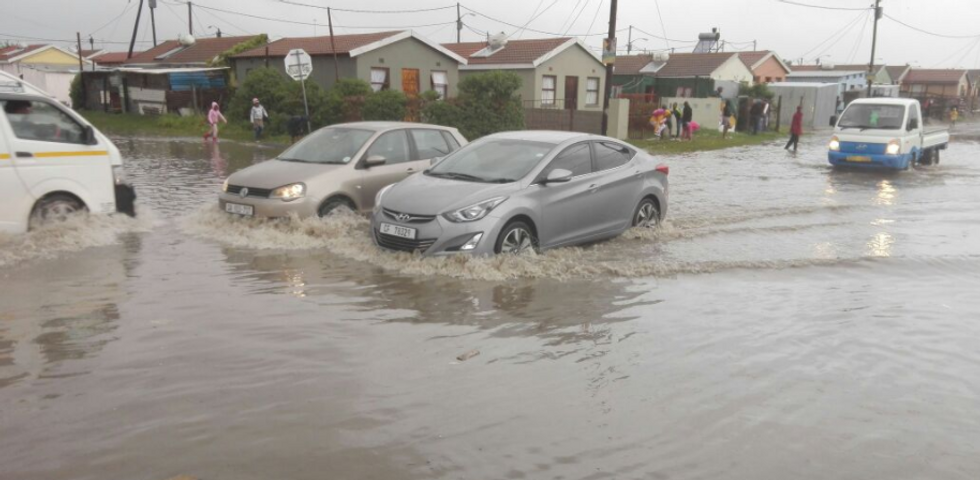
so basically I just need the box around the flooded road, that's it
[2,130,980,479]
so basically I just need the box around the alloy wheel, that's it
[500,227,534,254]
[634,202,659,228]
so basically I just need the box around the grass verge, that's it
[629,129,784,155]
[79,111,290,144]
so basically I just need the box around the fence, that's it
[619,93,660,140]
[522,99,602,134]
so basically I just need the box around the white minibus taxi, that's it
[0,71,134,234]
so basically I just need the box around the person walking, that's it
[250,98,268,140]
[950,106,959,128]
[785,106,803,152]
[681,101,693,141]
[203,102,227,142]
[721,100,733,139]
[672,103,682,138]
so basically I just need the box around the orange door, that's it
[401,69,420,97]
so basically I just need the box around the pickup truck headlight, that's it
[886,140,901,155]
[828,136,840,151]
[270,182,306,201]
[444,197,507,223]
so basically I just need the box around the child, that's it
[203,102,228,141]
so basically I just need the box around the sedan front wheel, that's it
[495,221,537,255]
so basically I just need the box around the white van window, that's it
[2,100,86,145]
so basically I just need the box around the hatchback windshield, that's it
[838,104,904,130]
[426,139,555,183]
[278,127,373,164]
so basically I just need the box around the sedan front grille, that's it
[226,185,272,198]
[382,208,437,224]
[375,230,437,253]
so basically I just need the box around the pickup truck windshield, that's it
[838,104,904,130]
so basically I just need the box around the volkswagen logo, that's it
[240,187,249,198]
[395,213,411,222]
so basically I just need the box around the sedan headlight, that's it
[222,178,229,192]
[375,184,394,212]
[829,136,840,151]
[112,165,127,185]
[270,182,306,201]
[885,139,901,155]
[443,197,507,223]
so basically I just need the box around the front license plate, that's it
[848,156,871,162]
[225,202,254,216]
[380,222,417,239]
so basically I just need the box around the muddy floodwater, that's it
[2,129,980,479]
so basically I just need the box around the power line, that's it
[557,0,585,35]
[796,10,867,60]
[281,1,456,14]
[583,0,604,40]
[884,14,980,39]
[167,1,456,30]
[630,26,694,44]
[89,2,136,36]
[507,0,561,39]
[0,32,152,46]
[461,5,624,37]
[846,11,870,64]
[776,0,871,11]
[653,0,669,48]
[195,4,254,35]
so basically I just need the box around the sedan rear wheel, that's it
[632,198,660,228]
[495,221,537,255]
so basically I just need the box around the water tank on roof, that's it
[653,52,670,62]
[488,32,508,50]
[179,34,196,47]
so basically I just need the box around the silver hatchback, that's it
[371,131,668,256]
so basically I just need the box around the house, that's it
[90,51,131,68]
[0,44,91,105]
[233,31,466,97]
[901,69,970,99]
[786,66,866,98]
[739,51,791,84]
[611,53,668,95]
[886,65,911,85]
[444,37,606,111]
[647,52,754,99]
[125,35,262,68]
[805,64,891,85]
[81,67,229,115]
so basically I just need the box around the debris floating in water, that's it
[456,350,480,361]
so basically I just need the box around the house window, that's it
[370,68,389,92]
[765,76,772,83]
[585,77,600,106]
[676,87,693,98]
[431,70,448,98]
[542,75,557,105]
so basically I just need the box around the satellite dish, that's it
[179,34,196,46]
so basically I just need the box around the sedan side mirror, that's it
[83,125,97,145]
[544,168,573,184]
[364,155,386,167]
[907,118,919,131]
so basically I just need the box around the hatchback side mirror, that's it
[544,168,573,184]
[364,155,386,167]
[907,118,918,131]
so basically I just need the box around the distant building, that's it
[0,44,91,105]
[234,31,466,98]
[611,53,668,95]
[651,52,754,99]
[886,65,911,86]
[90,52,131,68]
[901,69,970,99]
[786,66,867,97]
[125,35,262,68]
[739,51,791,84]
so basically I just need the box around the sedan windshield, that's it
[427,139,555,183]
[278,127,373,164]
[838,104,904,130]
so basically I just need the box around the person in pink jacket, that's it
[203,102,227,141]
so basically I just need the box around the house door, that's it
[564,76,578,110]
[401,69,420,97]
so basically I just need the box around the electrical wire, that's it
[932,37,980,68]
[630,26,694,44]
[281,1,456,14]
[557,0,585,35]
[653,0,670,48]
[89,2,136,36]
[846,11,870,64]
[796,10,866,60]
[517,0,548,39]
[583,0,604,39]
[884,14,980,40]
[507,0,561,39]
[776,0,871,12]
[461,5,623,37]
[196,5,254,35]
[0,32,151,46]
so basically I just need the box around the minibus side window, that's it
[1,100,86,145]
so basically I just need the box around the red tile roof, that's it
[904,69,968,84]
[738,51,771,69]
[91,51,131,65]
[0,44,48,62]
[655,52,740,77]
[233,31,403,58]
[792,64,881,74]
[79,49,101,58]
[443,38,572,66]
[125,35,260,65]
[614,54,654,75]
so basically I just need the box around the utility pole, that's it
[627,25,632,54]
[867,0,882,97]
[753,40,757,51]
[188,1,193,35]
[456,3,462,43]
[88,36,95,71]
[76,32,86,108]
[327,7,340,82]
[149,0,158,46]
[127,0,144,59]
[600,0,618,136]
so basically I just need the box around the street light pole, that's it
[867,0,882,97]
[600,0,618,136]
[627,25,632,55]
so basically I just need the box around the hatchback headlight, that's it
[222,178,229,192]
[829,136,840,151]
[885,140,901,155]
[270,182,306,201]
[444,197,507,223]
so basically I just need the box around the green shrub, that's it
[421,71,524,139]
[739,82,775,100]
[228,68,289,126]
[70,74,84,110]
[362,90,408,121]
[324,78,373,124]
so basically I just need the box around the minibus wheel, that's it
[29,194,87,230]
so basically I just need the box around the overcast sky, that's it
[2,0,979,68]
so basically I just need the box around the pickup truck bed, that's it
[923,127,950,150]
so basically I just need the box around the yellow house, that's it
[0,44,90,68]
[0,44,91,105]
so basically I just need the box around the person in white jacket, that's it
[250,98,269,140]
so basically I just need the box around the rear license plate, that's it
[380,222,417,239]
[848,156,871,162]
[225,202,254,216]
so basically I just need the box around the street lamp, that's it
[626,38,648,54]
[207,25,222,38]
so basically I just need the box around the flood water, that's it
[2,128,980,479]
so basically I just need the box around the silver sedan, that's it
[371,131,668,256]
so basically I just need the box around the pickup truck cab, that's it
[828,98,949,170]
[0,71,135,234]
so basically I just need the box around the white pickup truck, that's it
[828,98,949,170]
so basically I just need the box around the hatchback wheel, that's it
[495,221,537,255]
[30,194,86,230]
[632,198,660,228]
[319,198,355,217]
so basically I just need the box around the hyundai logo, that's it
[395,213,411,222]
[240,187,249,198]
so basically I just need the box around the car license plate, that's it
[225,202,254,216]
[380,222,417,239]
[848,156,871,162]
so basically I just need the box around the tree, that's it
[362,90,408,121]
[740,82,775,100]
[228,67,289,124]
[421,71,525,139]
[69,74,84,110]
[324,78,373,124]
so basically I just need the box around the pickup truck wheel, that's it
[934,150,940,165]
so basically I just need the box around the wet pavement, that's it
[2,129,980,479]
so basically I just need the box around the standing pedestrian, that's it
[661,105,673,140]
[950,106,959,128]
[250,98,268,140]
[785,106,803,152]
[203,102,227,142]
[682,101,693,141]
[721,100,733,139]
[750,100,763,135]
[672,103,682,138]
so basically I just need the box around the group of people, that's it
[649,102,695,141]
[201,98,270,142]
